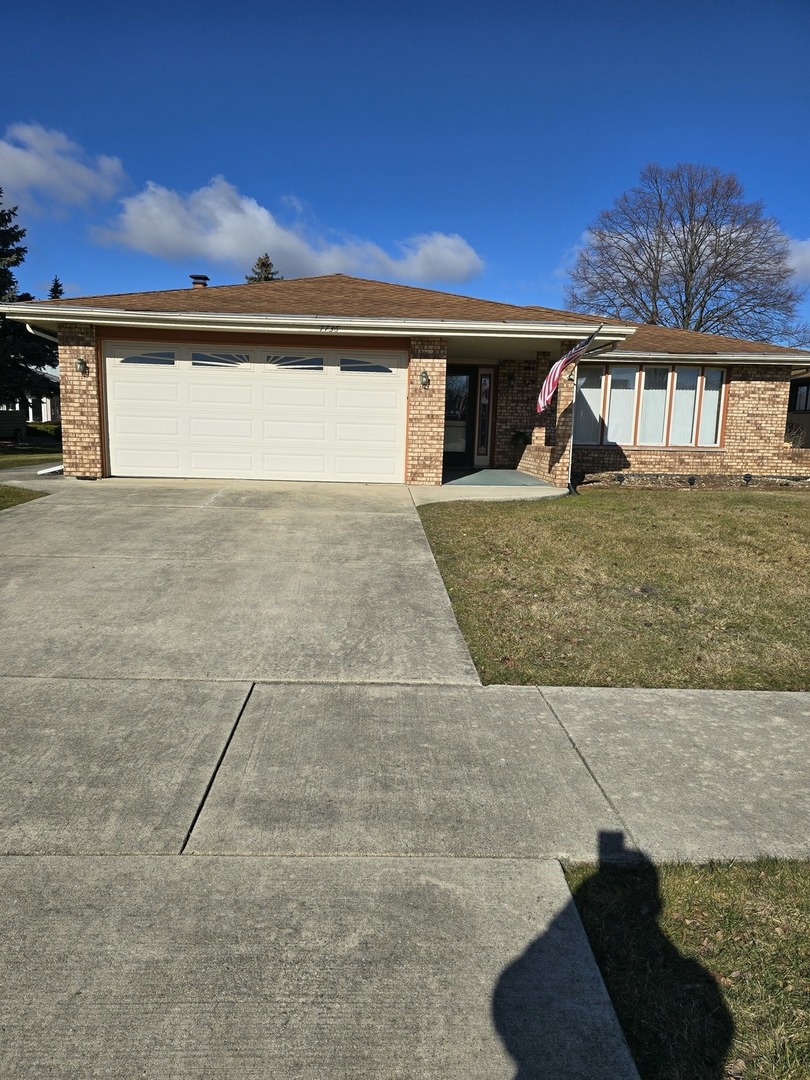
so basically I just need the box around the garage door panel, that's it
[189,418,255,439]
[264,420,327,442]
[106,349,406,482]
[190,451,256,472]
[335,387,400,410]
[264,385,329,408]
[262,452,328,477]
[116,449,182,471]
[335,454,401,478]
[336,422,399,445]
[114,381,180,403]
[114,416,180,436]
[190,384,255,406]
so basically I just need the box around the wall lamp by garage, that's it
[74,358,88,375]
[419,370,431,389]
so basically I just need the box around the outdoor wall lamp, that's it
[419,370,430,388]
[74,358,88,375]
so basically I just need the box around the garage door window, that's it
[191,352,251,368]
[339,357,394,374]
[267,354,324,371]
[120,351,176,365]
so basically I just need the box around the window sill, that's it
[575,444,725,451]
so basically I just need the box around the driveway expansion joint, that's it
[538,688,640,851]
[179,682,256,854]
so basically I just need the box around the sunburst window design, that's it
[267,355,324,371]
[191,352,251,367]
[339,357,393,373]
[120,351,176,365]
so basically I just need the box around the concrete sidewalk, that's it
[1,478,807,1078]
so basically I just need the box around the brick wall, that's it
[405,338,447,485]
[572,364,810,481]
[492,344,578,487]
[57,324,104,478]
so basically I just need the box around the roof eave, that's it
[591,350,808,364]
[1,304,637,342]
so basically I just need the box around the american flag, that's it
[536,327,602,414]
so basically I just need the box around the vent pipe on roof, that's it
[190,274,210,288]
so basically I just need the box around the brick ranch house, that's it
[2,274,808,486]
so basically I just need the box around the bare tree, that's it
[565,163,809,345]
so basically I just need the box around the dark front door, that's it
[444,366,477,466]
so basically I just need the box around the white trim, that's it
[2,303,636,343]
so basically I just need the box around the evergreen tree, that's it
[0,189,57,405]
[48,275,64,299]
[245,253,284,282]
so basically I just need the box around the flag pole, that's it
[565,324,604,494]
[566,362,580,495]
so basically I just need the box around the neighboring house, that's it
[1,274,808,485]
[0,373,60,437]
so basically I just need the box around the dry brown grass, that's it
[419,489,809,689]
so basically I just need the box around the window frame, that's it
[574,363,727,449]
[789,378,810,413]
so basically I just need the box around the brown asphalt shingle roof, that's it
[613,322,809,358]
[15,273,619,327]
[9,273,809,358]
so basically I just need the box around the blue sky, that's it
[3,0,809,328]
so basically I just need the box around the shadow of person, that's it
[492,831,734,1079]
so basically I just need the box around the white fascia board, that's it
[583,351,810,365]
[3,304,637,342]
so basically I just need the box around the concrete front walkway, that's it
[1,477,807,1078]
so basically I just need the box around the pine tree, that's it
[0,187,26,300]
[245,253,284,282]
[48,275,64,299]
[0,189,57,404]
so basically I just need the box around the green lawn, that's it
[565,860,809,1080]
[0,444,62,470]
[0,484,46,510]
[418,489,810,690]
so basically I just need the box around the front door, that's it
[444,366,477,466]
[444,366,494,468]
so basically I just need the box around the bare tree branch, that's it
[565,163,808,346]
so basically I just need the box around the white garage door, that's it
[104,343,409,482]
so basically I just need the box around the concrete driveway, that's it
[0,478,479,684]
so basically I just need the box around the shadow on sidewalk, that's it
[492,830,734,1079]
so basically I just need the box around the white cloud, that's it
[0,123,126,208]
[552,230,591,279]
[280,193,305,215]
[100,176,484,283]
[790,238,810,284]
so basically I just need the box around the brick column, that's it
[405,338,447,485]
[58,323,104,478]
[547,346,577,486]
[498,344,576,487]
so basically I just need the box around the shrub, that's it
[26,422,62,441]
